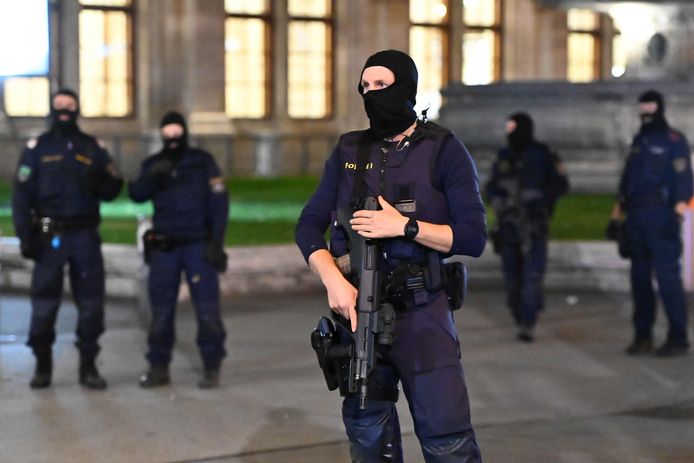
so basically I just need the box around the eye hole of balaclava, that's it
[357,49,418,139]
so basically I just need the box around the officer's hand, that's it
[350,196,408,239]
[20,238,41,260]
[324,272,358,332]
[205,240,228,273]
[675,201,689,218]
[605,219,622,241]
[149,158,174,189]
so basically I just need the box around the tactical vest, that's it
[330,122,452,269]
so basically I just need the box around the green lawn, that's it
[0,177,614,245]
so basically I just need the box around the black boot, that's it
[79,358,108,390]
[198,367,220,389]
[139,365,170,388]
[30,350,52,389]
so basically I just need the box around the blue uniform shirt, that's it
[129,147,229,242]
[12,129,123,243]
[619,127,693,209]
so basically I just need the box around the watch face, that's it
[405,219,419,239]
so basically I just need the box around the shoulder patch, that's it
[17,165,32,182]
[209,177,226,194]
[556,161,567,175]
[673,157,689,173]
[96,138,106,149]
[106,163,119,177]
[669,131,682,142]
[26,138,37,149]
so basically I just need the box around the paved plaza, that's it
[1,286,693,463]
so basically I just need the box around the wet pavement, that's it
[1,287,693,463]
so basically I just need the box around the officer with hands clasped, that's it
[609,90,693,357]
[485,113,568,342]
[296,50,486,462]
[129,111,229,388]
[12,88,123,390]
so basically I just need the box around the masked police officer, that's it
[129,111,229,388]
[12,88,123,390]
[486,113,569,342]
[610,90,693,357]
[296,50,486,462]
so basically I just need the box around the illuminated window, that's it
[287,0,333,119]
[3,0,51,117]
[78,0,133,117]
[567,9,600,82]
[409,0,449,116]
[225,0,270,119]
[4,77,50,117]
[463,0,501,85]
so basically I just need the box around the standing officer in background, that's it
[609,90,692,357]
[129,111,229,389]
[486,113,569,342]
[296,50,486,462]
[12,88,123,389]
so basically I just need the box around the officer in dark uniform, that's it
[610,90,693,357]
[486,113,568,342]
[12,88,123,389]
[129,111,229,388]
[296,50,486,462]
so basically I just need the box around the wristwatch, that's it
[404,218,419,241]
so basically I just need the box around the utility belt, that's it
[336,252,467,311]
[36,215,99,235]
[142,229,205,263]
[386,254,467,311]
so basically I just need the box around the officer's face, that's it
[161,123,185,140]
[639,101,658,116]
[505,119,517,135]
[360,66,395,94]
[52,94,78,121]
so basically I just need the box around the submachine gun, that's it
[494,175,535,257]
[311,196,397,409]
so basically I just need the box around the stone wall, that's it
[438,79,694,193]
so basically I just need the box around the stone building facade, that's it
[0,0,691,189]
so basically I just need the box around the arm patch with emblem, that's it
[17,165,32,182]
[673,157,689,173]
[209,177,226,193]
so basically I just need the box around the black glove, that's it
[205,240,228,273]
[605,219,621,241]
[20,237,41,260]
[148,158,174,189]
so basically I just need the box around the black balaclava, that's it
[357,50,418,139]
[50,88,80,136]
[507,112,534,153]
[638,89,669,133]
[159,111,189,155]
